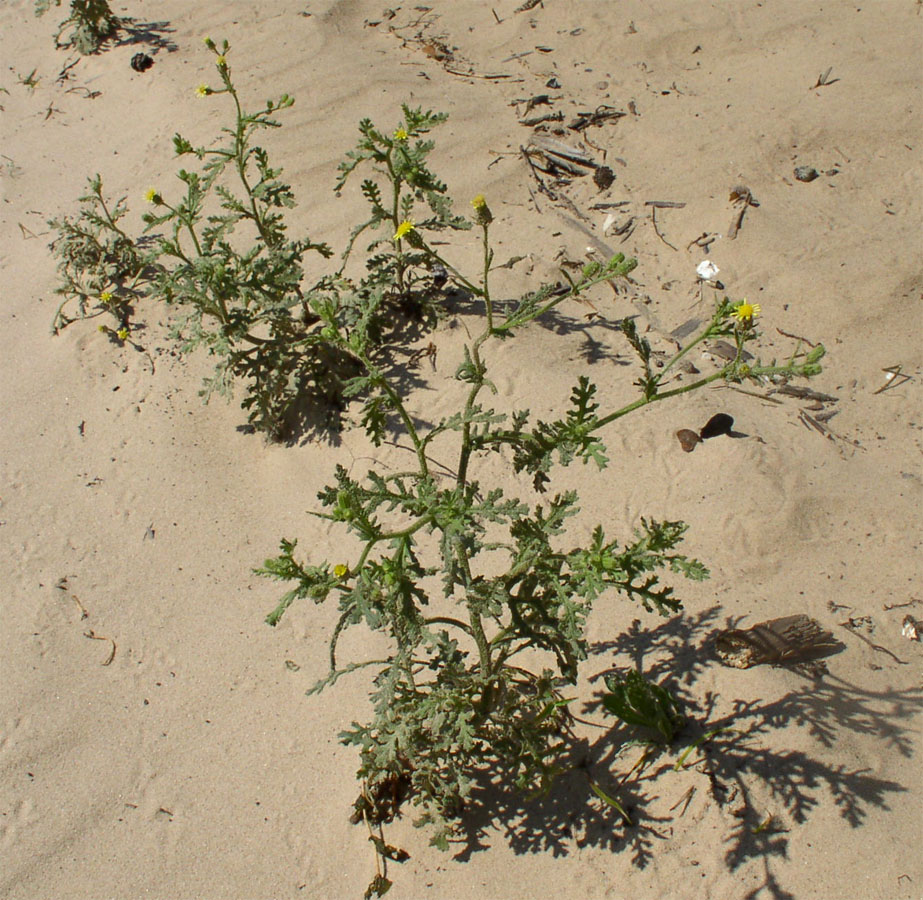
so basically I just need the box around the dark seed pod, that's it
[131,53,154,72]
[676,429,701,452]
[593,166,615,191]
[699,413,734,439]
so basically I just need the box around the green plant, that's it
[257,183,824,891]
[43,41,825,895]
[49,40,467,439]
[602,668,685,743]
[48,174,142,336]
[35,0,120,54]
[16,68,40,92]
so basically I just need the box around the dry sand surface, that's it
[2,1,922,898]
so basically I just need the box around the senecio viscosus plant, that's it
[258,143,823,896]
[48,38,467,439]
[44,38,825,897]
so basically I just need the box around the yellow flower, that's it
[393,219,415,242]
[393,127,408,141]
[203,36,214,48]
[215,55,227,68]
[333,564,349,578]
[116,327,129,341]
[144,188,162,205]
[731,300,761,324]
[99,291,113,304]
[195,84,211,98]
[471,193,493,226]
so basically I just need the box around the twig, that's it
[669,785,696,815]
[837,623,907,665]
[55,58,81,83]
[873,365,912,394]
[726,386,785,405]
[520,145,551,208]
[444,67,521,80]
[84,629,117,665]
[811,67,840,89]
[568,107,626,131]
[776,327,817,348]
[799,410,829,436]
[650,206,678,250]
[882,598,923,611]
[520,111,564,126]
[687,232,718,252]
[773,384,837,403]
[727,185,758,239]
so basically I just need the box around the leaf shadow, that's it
[114,19,179,54]
[445,605,921,899]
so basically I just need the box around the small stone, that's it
[902,615,920,641]
[794,165,819,182]
[676,429,701,452]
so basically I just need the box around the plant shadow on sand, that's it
[263,280,629,446]
[113,19,179,54]
[445,606,922,900]
[253,286,463,447]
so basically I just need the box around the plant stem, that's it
[455,223,495,489]
[228,84,273,247]
[371,361,430,478]
[591,360,806,433]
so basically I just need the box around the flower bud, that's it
[471,194,493,226]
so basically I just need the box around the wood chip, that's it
[715,615,843,668]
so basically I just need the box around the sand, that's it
[1,2,921,898]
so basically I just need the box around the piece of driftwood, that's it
[527,135,598,169]
[715,615,844,669]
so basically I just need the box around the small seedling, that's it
[602,669,685,743]
[17,69,40,91]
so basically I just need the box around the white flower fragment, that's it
[603,213,617,235]
[696,259,720,281]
